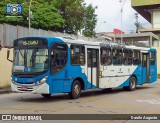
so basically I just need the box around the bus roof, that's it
[55,37,101,46]
[17,36,155,51]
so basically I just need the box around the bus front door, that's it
[87,49,99,89]
[142,53,150,83]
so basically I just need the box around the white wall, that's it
[0,48,13,87]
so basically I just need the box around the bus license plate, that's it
[21,86,28,90]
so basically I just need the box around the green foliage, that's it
[0,0,97,37]
[57,0,84,34]
[57,0,97,37]
[0,0,64,29]
[82,4,97,37]
[0,0,26,26]
[31,0,64,30]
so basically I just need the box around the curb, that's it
[0,87,12,94]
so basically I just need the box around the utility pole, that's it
[135,13,140,33]
[28,0,33,35]
[119,0,127,44]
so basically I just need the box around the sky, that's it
[84,0,151,34]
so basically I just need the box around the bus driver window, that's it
[51,51,55,66]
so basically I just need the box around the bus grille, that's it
[17,86,33,92]
[16,81,35,84]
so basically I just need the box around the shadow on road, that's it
[16,86,154,103]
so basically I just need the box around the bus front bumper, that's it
[11,81,49,94]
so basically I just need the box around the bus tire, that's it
[69,80,81,99]
[103,88,112,93]
[41,94,51,98]
[123,86,128,91]
[128,76,137,91]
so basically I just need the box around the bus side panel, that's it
[136,75,143,85]
[149,49,157,83]
[50,70,66,93]
[119,76,130,87]
[119,65,143,87]
[150,65,157,83]
[49,41,96,93]
[142,67,147,83]
[52,80,64,93]
[100,65,142,88]
[50,64,96,93]
[135,65,145,85]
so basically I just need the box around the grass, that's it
[158,74,160,78]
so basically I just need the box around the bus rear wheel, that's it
[69,80,81,99]
[41,94,51,98]
[102,88,112,93]
[124,76,137,91]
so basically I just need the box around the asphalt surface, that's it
[0,79,160,123]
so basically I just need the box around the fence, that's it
[0,23,96,47]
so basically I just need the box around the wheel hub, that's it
[74,85,80,95]
[131,79,135,89]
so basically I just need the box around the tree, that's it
[0,0,97,37]
[82,4,97,37]
[57,0,97,37]
[31,0,64,30]
[0,0,64,30]
[57,0,84,34]
[0,0,26,26]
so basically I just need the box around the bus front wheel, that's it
[41,94,51,98]
[69,80,81,99]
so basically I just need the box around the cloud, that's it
[84,0,151,33]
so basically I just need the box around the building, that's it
[96,29,124,41]
[133,0,160,73]
[131,0,160,29]
[116,0,160,73]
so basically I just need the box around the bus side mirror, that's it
[7,49,13,62]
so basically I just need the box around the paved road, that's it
[0,80,160,123]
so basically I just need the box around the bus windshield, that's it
[13,48,48,74]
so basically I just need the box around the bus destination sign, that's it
[14,38,47,47]
[23,40,38,46]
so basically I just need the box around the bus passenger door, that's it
[149,51,157,83]
[87,49,99,89]
[142,53,150,83]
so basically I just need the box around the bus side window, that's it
[71,45,85,65]
[101,47,112,65]
[55,53,59,65]
[133,50,141,65]
[150,52,156,65]
[123,49,132,65]
[50,43,68,74]
[113,48,122,65]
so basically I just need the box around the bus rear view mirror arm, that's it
[7,49,13,62]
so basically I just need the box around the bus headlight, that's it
[36,76,48,85]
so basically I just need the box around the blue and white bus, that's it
[8,37,157,99]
